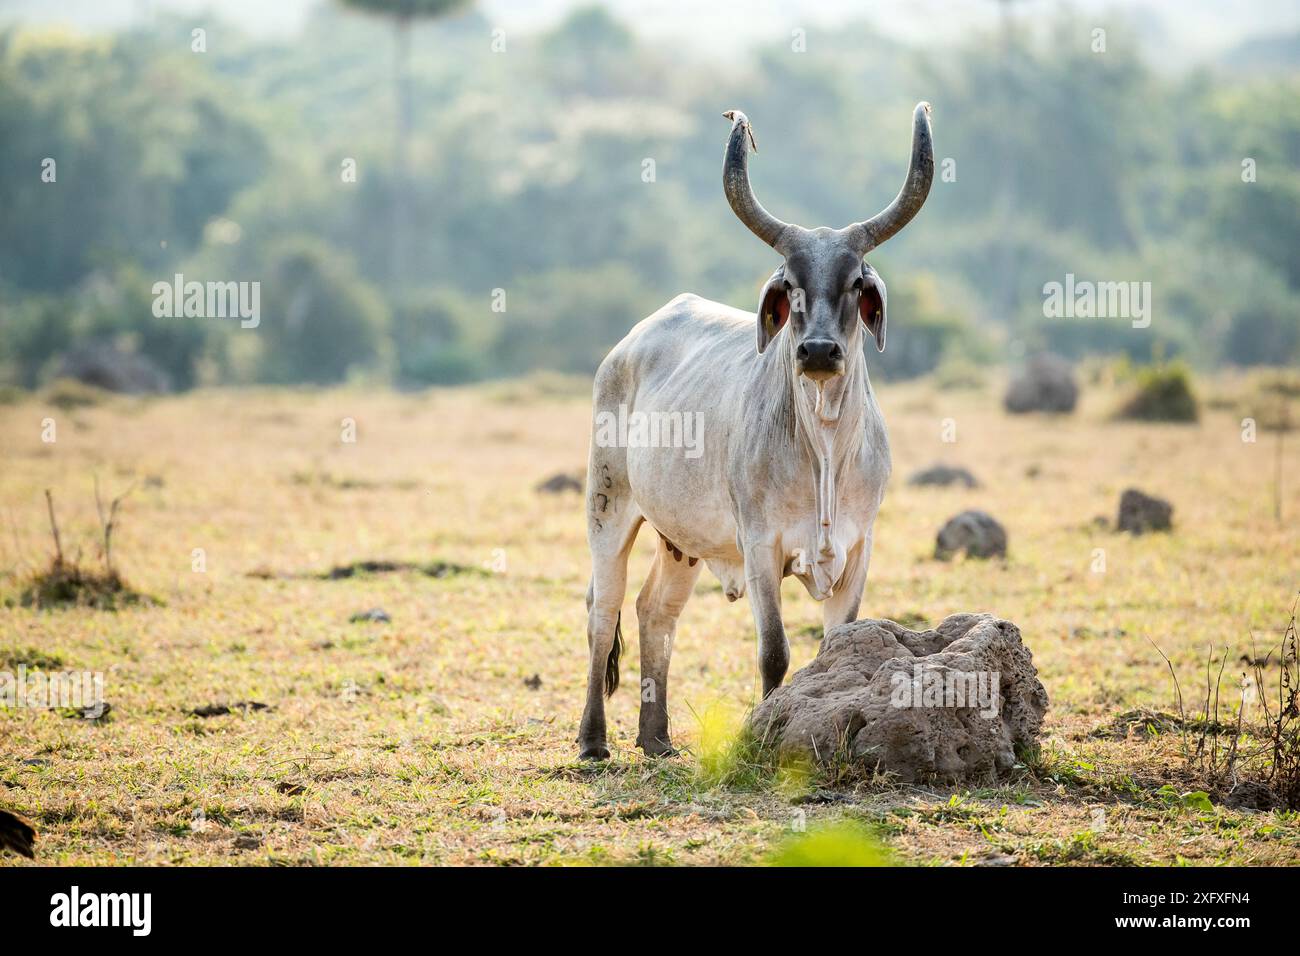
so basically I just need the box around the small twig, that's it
[93,473,105,538]
[1146,634,1189,762]
[1273,396,1285,525]
[1226,680,1246,782]
[94,474,135,575]
[43,489,63,566]
[1251,628,1278,731]
[1212,645,1228,771]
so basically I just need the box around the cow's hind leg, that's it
[577,466,642,761]
[635,540,702,756]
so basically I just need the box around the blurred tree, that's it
[76,263,210,391]
[496,264,660,376]
[255,238,391,385]
[0,264,212,390]
[3,6,1300,389]
[337,0,472,288]
[538,6,637,97]
[867,272,993,380]
[919,16,1157,318]
[0,31,267,294]
[1201,78,1300,290]
[0,288,73,388]
[391,287,491,385]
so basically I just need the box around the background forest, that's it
[1,1,1298,390]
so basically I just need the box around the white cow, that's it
[578,104,935,759]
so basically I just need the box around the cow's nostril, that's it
[796,344,810,361]
[829,344,843,362]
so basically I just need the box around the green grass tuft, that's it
[767,821,895,867]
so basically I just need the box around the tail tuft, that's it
[605,611,622,698]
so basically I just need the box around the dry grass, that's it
[0,372,1297,866]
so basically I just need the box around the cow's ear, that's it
[859,262,887,352]
[757,267,789,354]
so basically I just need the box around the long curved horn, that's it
[844,102,935,253]
[722,110,794,253]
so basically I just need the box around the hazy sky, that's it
[4,0,1298,64]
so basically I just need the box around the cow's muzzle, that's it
[796,338,844,381]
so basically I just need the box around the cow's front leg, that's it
[744,538,788,697]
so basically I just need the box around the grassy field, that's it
[1,369,1297,866]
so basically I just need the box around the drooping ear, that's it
[757,266,790,354]
[859,262,887,352]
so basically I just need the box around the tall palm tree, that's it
[339,0,471,287]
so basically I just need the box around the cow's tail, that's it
[605,611,623,698]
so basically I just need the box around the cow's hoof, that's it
[637,736,678,758]
[578,742,611,761]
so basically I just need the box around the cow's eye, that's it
[851,276,864,292]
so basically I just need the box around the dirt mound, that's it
[1115,364,1198,422]
[535,472,583,494]
[1004,353,1078,414]
[750,614,1048,784]
[1117,488,1173,534]
[21,560,149,610]
[908,464,980,489]
[935,510,1007,560]
[57,343,171,394]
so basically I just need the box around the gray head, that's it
[721,103,934,382]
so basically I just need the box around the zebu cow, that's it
[578,104,935,759]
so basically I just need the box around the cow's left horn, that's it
[845,102,935,253]
[722,110,794,253]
